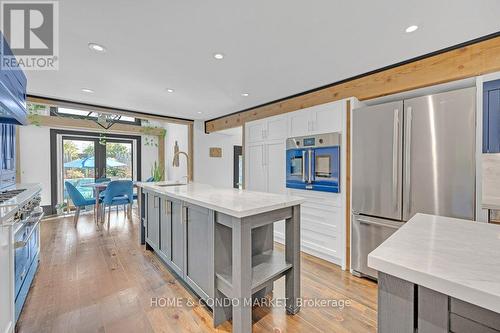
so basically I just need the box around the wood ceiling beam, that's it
[27,114,166,136]
[205,33,500,133]
[27,95,194,125]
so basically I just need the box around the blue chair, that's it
[65,181,99,227]
[101,180,134,224]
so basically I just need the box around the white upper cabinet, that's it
[266,116,288,141]
[246,119,267,143]
[288,100,345,137]
[289,109,311,137]
[312,102,343,134]
[246,115,287,143]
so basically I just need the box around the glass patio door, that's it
[62,137,98,201]
[103,140,133,181]
[60,136,136,205]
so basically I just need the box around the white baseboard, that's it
[274,232,342,266]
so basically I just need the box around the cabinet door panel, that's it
[146,194,159,248]
[485,87,500,153]
[170,200,184,275]
[159,198,172,260]
[289,109,311,137]
[246,144,267,191]
[246,120,265,143]
[185,204,212,299]
[313,103,343,134]
[267,142,285,194]
[266,116,288,141]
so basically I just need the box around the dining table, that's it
[80,181,138,224]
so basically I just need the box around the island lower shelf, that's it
[216,250,292,298]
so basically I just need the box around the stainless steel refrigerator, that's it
[351,87,476,279]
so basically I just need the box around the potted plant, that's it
[150,161,164,182]
[55,202,67,215]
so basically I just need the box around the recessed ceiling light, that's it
[241,93,249,97]
[88,42,106,52]
[197,111,202,114]
[213,53,225,60]
[81,88,94,93]
[405,25,418,33]
[166,88,175,93]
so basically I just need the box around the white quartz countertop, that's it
[137,182,305,218]
[368,213,500,313]
[0,183,42,223]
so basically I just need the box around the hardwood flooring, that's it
[16,210,377,333]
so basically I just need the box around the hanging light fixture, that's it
[91,112,122,130]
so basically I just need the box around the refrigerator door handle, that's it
[308,149,314,183]
[392,108,399,211]
[302,150,307,182]
[358,218,400,229]
[404,106,413,217]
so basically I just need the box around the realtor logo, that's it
[1,1,59,70]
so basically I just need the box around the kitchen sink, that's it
[156,183,187,187]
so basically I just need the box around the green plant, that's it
[27,102,48,126]
[55,202,67,210]
[150,161,164,181]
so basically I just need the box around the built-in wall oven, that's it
[286,132,341,193]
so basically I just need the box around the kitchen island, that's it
[137,181,304,333]
[368,213,500,333]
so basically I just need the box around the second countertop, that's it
[368,213,500,314]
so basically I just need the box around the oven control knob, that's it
[319,139,324,144]
[296,141,300,145]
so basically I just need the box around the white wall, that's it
[18,126,52,205]
[193,120,242,188]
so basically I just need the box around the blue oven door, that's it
[310,146,340,193]
[286,148,308,190]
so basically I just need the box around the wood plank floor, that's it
[16,210,377,333]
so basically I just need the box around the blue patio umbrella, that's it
[64,156,127,168]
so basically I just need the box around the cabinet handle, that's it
[165,199,171,214]
[182,205,188,224]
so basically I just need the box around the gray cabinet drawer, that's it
[450,298,500,331]
[450,313,500,333]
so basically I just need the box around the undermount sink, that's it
[156,183,187,187]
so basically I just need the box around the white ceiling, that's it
[26,0,500,121]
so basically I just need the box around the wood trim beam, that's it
[27,95,194,125]
[158,136,165,181]
[28,114,165,136]
[205,35,500,133]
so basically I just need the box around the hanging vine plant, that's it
[140,121,166,147]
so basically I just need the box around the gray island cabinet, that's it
[368,214,500,333]
[137,182,304,333]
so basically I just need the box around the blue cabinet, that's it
[0,32,28,125]
[483,79,500,153]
